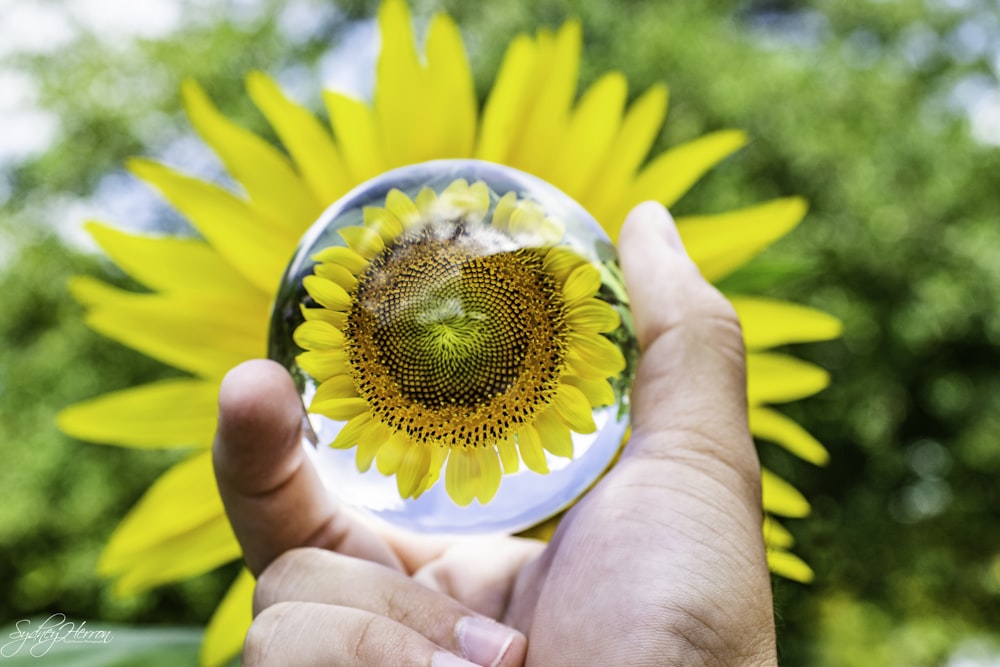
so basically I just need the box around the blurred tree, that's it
[2,0,999,664]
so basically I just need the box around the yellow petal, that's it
[474,447,502,504]
[445,447,476,506]
[303,275,352,311]
[374,0,425,166]
[182,79,321,232]
[567,298,621,333]
[562,375,615,408]
[747,353,830,405]
[542,246,586,279]
[509,21,581,175]
[766,549,815,583]
[677,198,808,282]
[311,374,357,405]
[296,349,349,381]
[516,425,549,474]
[496,434,519,474]
[414,445,448,497]
[376,431,409,475]
[70,277,265,379]
[730,296,843,350]
[585,83,669,231]
[100,452,241,594]
[329,412,372,449]
[301,306,348,331]
[339,224,385,259]
[84,221,262,300]
[323,90,388,183]
[397,443,432,498]
[533,408,573,458]
[750,406,830,466]
[128,158,296,294]
[425,12,477,158]
[615,130,749,226]
[311,245,369,274]
[246,70,351,206]
[763,516,795,550]
[475,33,536,163]
[314,262,358,291]
[364,205,404,242]
[547,72,627,198]
[552,383,597,434]
[58,379,218,448]
[384,189,422,228]
[566,332,626,379]
[310,397,369,421]
[761,468,811,518]
[112,514,240,596]
[200,569,254,667]
[356,421,392,472]
[562,263,601,303]
[292,320,345,351]
[491,192,518,229]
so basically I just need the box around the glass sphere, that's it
[269,160,636,535]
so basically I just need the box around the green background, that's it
[2,0,999,664]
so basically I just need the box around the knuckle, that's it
[254,547,328,614]
[243,601,299,666]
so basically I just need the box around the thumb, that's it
[617,202,758,490]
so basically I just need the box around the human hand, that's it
[213,201,777,666]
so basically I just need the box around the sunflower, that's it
[293,176,625,506]
[58,1,841,664]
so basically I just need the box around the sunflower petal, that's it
[425,12,477,158]
[312,374,357,404]
[356,421,391,472]
[566,332,626,378]
[475,34,536,163]
[552,383,597,434]
[547,72,627,198]
[182,79,321,232]
[246,71,351,205]
[496,434,519,474]
[562,375,615,408]
[314,262,358,291]
[585,83,669,232]
[510,21,581,174]
[374,0,425,166]
[516,425,549,474]
[376,431,409,475]
[619,129,748,221]
[58,379,218,448]
[100,453,241,594]
[474,448,502,504]
[562,263,601,303]
[445,448,476,506]
[311,397,369,421]
[312,245,369,274]
[329,412,372,449]
[200,569,254,667]
[293,320,345,351]
[128,158,295,294]
[396,443,432,498]
[677,198,808,282]
[766,549,815,584]
[533,408,573,458]
[761,468,811,518]
[339,224,385,259]
[750,406,830,465]
[730,296,843,350]
[70,277,265,379]
[323,91,388,183]
[747,353,830,405]
[84,221,262,299]
[763,516,795,550]
[296,350,349,381]
[567,298,621,333]
[303,275,352,311]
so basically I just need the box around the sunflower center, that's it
[345,221,568,446]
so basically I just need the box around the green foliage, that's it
[2,0,1000,665]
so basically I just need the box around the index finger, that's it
[212,359,403,575]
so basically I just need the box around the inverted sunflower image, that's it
[292,176,626,506]
[57,1,842,664]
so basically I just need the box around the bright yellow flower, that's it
[58,1,841,664]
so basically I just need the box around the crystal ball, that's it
[268,160,636,535]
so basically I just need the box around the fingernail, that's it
[455,616,518,667]
[432,652,480,667]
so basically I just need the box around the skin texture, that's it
[213,202,779,667]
